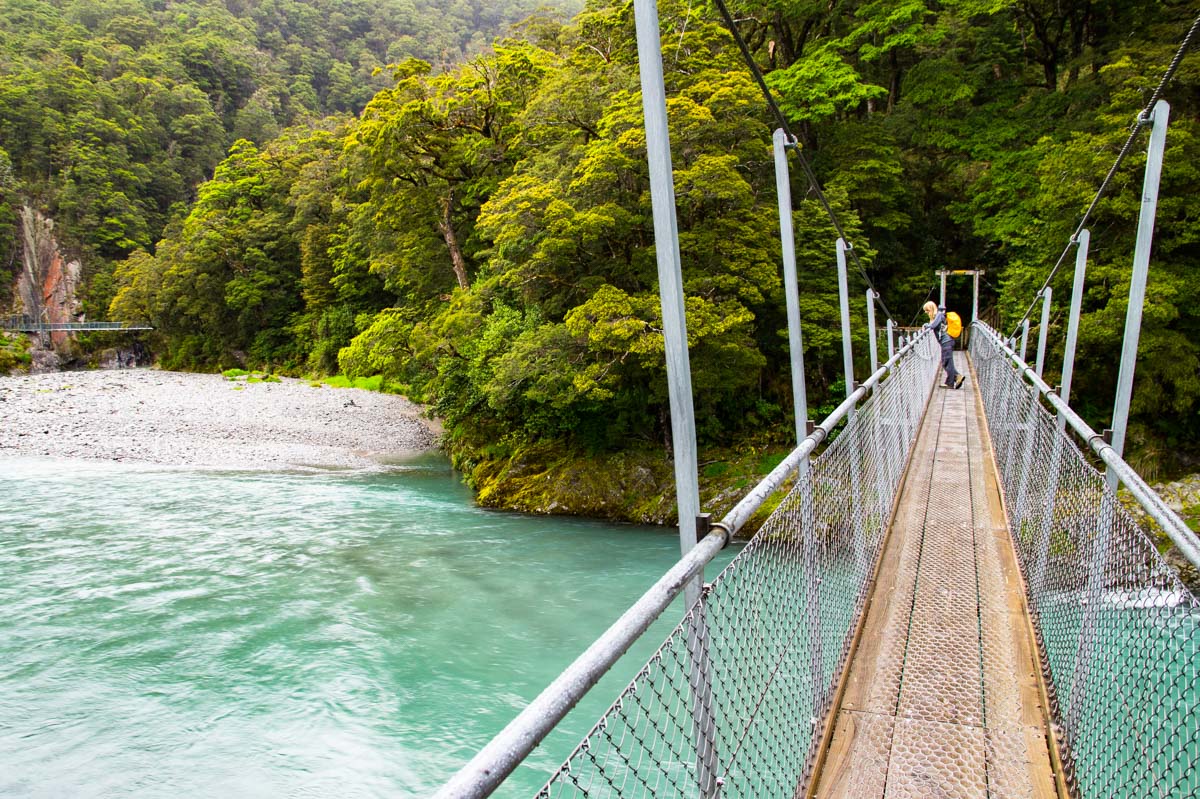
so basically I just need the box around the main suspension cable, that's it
[1007,9,1200,339]
[710,0,897,326]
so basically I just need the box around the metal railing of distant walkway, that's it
[1,316,152,332]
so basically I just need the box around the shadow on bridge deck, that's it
[812,351,1062,798]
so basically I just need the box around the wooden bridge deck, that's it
[812,353,1061,798]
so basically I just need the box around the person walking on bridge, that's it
[924,300,964,389]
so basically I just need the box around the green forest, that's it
[2,0,1198,517]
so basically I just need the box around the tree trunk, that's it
[1043,58,1057,91]
[437,193,470,291]
[661,405,673,459]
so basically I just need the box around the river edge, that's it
[0,366,790,535]
[0,368,441,471]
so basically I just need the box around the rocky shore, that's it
[0,368,440,471]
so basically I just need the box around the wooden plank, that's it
[815,711,892,798]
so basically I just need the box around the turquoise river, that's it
[0,455,737,797]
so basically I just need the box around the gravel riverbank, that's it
[0,369,441,470]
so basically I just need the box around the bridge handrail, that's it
[973,321,1200,569]
[431,328,937,799]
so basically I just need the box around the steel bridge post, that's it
[837,239,855,400]
[1019,318,1030,364]
[939,270,946,307]
[777,130,823,748]
[836,239,868,579]
[886,319,894,361]
[1109,100,1170,491]
[776,133,826,740]
[1000,357,1021,487]
[1034,235,1090,591]
[1059,230,1089,429]
[1034,287,1052,378]
[634,3,715,794]
[773,128,809,446]
[1030,314,1061,595]
[864,288,889,541]
[634,0,698,562]
[972,271,980,324]
[1012,380,1041,538]
[866,289,879,375]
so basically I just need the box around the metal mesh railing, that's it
[537,333,940,798]
[971,323,1200,799]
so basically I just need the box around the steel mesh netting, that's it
[970,326,1200,799]
[537,335,940,798]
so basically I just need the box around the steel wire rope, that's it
[709,0,898,327]
[1006,9,1200,339]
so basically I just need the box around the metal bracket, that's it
[806,419,816,436]
[697,513,732,549]
[1102,428,1113,445]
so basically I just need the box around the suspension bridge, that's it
[432,3,1199,797]
[0,315,152,332]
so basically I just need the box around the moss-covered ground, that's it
[0,333,32,373]
[454,441,796,537]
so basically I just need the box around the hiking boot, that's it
[955,375,965,389]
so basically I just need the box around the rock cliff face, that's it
[11,206,83,366]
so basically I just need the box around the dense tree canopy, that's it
[12,0,1200,480]
[0,0,581,274]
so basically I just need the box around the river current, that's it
[0,455,733,797]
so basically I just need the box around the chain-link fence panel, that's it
[971,324,1199,799]
[537,335,941,798]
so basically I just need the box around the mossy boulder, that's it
[468,444,676,523]
[458,441,795,534]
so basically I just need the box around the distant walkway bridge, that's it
[1,315,152,332]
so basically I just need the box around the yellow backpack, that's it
[945,311,963,338]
